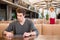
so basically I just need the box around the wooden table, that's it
[3,35,34,40]
[35,35,60,40]
[2,35,60,40]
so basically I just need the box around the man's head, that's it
[16,8,26,22]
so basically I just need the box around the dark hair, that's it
[16,8,26,15]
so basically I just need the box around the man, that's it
[3,8,39,40]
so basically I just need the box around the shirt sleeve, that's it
[30,20,39,36]
[5,23,13,32]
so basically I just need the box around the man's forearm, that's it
[3,31,12,35]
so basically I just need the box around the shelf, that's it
[1,0,38,13]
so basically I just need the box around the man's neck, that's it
[19,18,26,25]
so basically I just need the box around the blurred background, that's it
[0,0,60,21]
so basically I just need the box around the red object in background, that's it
[50,18,55,24]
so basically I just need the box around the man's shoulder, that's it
[26,18,32,22]
[26,18,33,24]
[10,20,18,25]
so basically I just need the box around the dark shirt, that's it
[5,19,39,36]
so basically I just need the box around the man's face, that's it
[17,13,25,22]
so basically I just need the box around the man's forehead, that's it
[17,13,23,14]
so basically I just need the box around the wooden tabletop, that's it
[3,35,60,40]
[35,35,60,40]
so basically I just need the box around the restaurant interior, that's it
[0,0,60,40]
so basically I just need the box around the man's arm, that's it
[3,23,14,36]
[30,21,39,37]
[3,23,14,40]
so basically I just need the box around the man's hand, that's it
[6,32,14,40]
[23,32,31,40]
[23,32,31,38]
[30,32,36,36]
[23,32,36,40]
